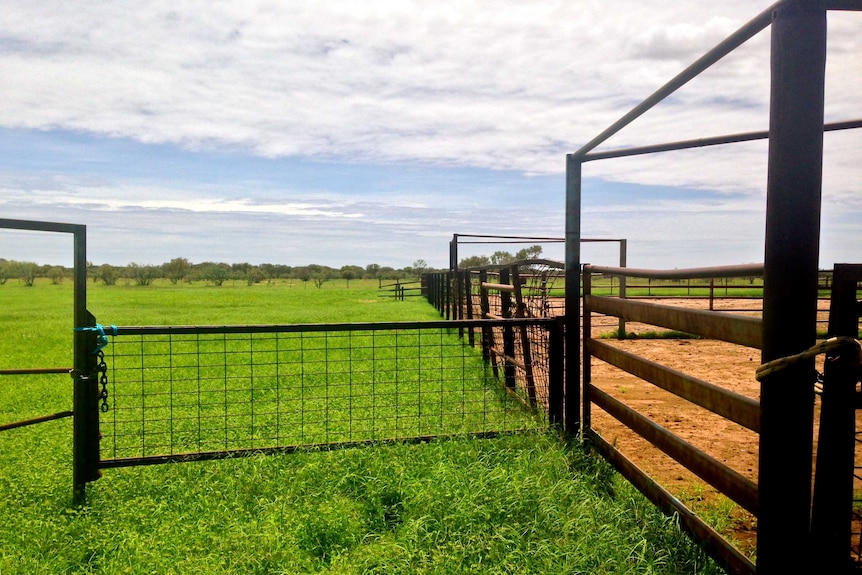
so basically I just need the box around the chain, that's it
[96,349,109,413]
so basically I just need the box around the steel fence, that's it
[96,319,561,468]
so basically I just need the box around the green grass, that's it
[0,280,725,574]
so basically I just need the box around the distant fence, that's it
[378,279,424,300]
[425,260,566,410]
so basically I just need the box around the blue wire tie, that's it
[74,324,118,354]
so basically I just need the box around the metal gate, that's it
[83,318,562,472]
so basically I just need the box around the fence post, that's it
[564,153,581,438]
[810,263,862,570]
[548,317,565,427]
[464,271,475,348]
[72,317,101,505]
[479,270,491,364]
[617,239,627,337]
[758,2,827,571]
[810,346,858,572]
[500,268,516,391]
[709,278,715,311]
[72,225,101,505]
[581,266,593,432]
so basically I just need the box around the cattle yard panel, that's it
[583,264,764,575]
[583,262,862,574]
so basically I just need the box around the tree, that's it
[128,263,158,286]
[163,257,191,285]
[312,273,329,289]
[412,259,428,277]
[341,265,363,287]
[48,266,65,285]
[17,262,38,286]
[0,260,10,285]
[459,255,490,268]
[202,263,231,286]
[365,263,381,279]
[489,251,514,265]
[246,267,265,286]
[515,245,543,261]
[95,264,118,286]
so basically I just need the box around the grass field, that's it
[0,279,725,574]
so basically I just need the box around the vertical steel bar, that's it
[581,266,593,432]
[757,1,827,571]
[449,235,458,272]
[564,154,581,437]
[810,348,857,571]
[811,264,862,569]
[479,270,492,364]
[464,271,476,348]
[72,225,99,504]
[512,265,537,403]
[618,239,627,337]
[548,317,565,427]
[500,268,516,391]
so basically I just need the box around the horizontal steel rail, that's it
[0,368,72,376]
[100,431,509,469]
[481,282,517,293]
[585,295,763,349]
[0,217,85,235]
[586,429,756,575]
[107,317,557,336]
[586,263,764,280]
[590,384,759,514]
[581,119,862,163]
[0,411,74,432]
[588,339,760,432]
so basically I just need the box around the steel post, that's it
[564,154,581,438]
[757,1,827,571]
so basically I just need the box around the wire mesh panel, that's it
[456,263,564,410]
[100,321,551,465]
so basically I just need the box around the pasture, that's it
[0,279,725,574]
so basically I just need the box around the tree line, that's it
[458,245,543,268]
[0,258,435,287]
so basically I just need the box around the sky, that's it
[0,1,859,270]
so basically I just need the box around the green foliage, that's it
[127,262,159,286]
[460,245,543,268]
[0,282,724,574]
[94,264,118,285]
[162,257,191,285]
[17,261,38,286]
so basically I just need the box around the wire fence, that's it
[99,319,558,466]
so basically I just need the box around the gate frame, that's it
[0,218,99,504]
[565,1,862,572]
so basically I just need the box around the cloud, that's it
[0,2,858,269]
[6,1,854,182]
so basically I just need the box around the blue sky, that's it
[0,2,858,270]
